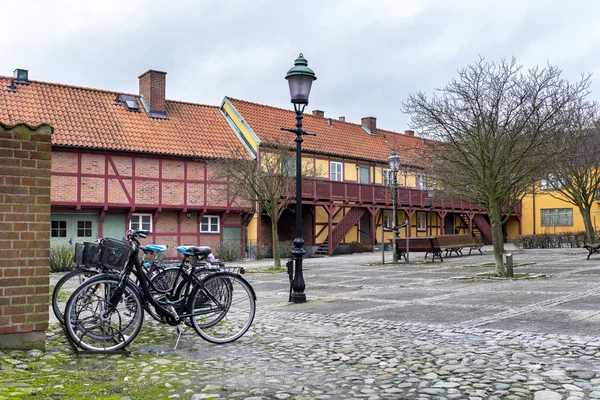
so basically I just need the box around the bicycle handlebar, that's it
[127,229,151,242]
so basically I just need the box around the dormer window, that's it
[13,69,29,84]
[115,94,140,112]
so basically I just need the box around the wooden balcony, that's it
[299,179,520,216]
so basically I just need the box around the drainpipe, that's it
[532,182,536,235]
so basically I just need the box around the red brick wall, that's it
[0,123,52,350]
[50,150,245,211]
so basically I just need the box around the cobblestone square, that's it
[2,245,600,399]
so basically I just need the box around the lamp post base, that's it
[290,292,307,303]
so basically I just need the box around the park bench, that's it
[583,243,600,260]
[436,234,484,257]
[392,237,443,262]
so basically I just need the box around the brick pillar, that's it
[0,123,52,350]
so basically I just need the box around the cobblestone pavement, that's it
[2,246,600,399]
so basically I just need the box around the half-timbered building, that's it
[0,69,251,258]
[220,98,521,255]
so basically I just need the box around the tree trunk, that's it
[579,205,596,244]
[271,218,281,269]
[488,201,507,276]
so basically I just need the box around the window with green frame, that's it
[540,208,573,226]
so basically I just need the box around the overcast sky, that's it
[3,0,600,134]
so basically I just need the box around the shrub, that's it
[50,245,76,272]
[278,240,294,258]
[214,241,241,262]
[513,231,588,249]
[255,242,272,260]
[348,240,374,254]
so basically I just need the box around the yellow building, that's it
[521,184,598,236]
[220,97,505,255]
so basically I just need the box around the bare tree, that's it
[214,144,313,269]
[403,57,593,276]
[539,104,600,243]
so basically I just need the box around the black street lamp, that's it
[281,54,317,304]
[428,187,434,236]
[388,149,400,263]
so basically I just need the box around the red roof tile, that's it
[0,77,250,159]
[227,97,428,167]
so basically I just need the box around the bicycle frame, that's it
[105,232,229,324]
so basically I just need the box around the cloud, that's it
[2,0,600,133]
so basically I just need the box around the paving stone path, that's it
[2,245,600,399]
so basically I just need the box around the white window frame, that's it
[540,173,564,190]
[416,211,427,231]
[330,161,343,182]
[284,155,296,177]
[130,213,152,232]
[383,168,394,186]
[383,210,394,228]
[416,174,427,190]
[200,215,220,233]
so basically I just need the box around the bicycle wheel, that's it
[64,275,144,352]
[188,272,256,344]
[52,268,99,324]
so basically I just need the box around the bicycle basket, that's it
[73,243,84,266]
[99,238,130,270]
[81,242,101,268]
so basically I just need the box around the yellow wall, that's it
[222,102,259,153]
[520,190,600,235]
[345,163,357,182]
[247,214,259,242]
[315,159,329,179]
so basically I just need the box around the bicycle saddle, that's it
[176,245,212,256]
[142,244,167,253]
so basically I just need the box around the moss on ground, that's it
[0,324,208,400]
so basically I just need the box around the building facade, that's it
[220,97,514,255]
[0,67,524,259]
[0,69,251,258]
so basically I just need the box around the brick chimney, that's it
[404,130,415,136]
[312,110,324,117]
[139,70,167,115]
[361,116,377,133]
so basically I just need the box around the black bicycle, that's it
[63,230,256,352]
[52,240,172,324]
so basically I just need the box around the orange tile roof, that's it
[227,97,428,168]
[0,76,250,159]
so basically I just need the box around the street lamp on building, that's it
[388,149,400,263]
[281,53,317,303]
[428,187,434,236]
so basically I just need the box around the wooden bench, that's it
[436,234,484,257]
[584,243,600,259]
[392,237,443,262]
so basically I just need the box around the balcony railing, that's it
[297,179,516,214]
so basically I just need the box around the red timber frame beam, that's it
[366,206,378,245]
[51,148,241,214]
[51,149,254,252]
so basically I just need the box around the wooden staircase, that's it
[458,214,493,244]
[315,207,366,255]
[473,214,493,244]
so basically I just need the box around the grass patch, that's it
[248,267,286,274]
[476,273,531,279]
